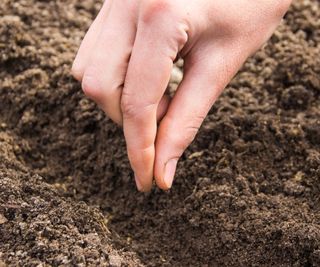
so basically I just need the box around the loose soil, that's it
[0,0,319,266]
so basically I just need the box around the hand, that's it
[72,0,291,192]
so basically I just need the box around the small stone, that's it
[109,254,122,267]
[294,171,304,182]
[188,151,204,159]
[0,214,8,224]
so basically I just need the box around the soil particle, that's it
[280,85,313,110]
[0,0,320,266]
[303,122,320,145]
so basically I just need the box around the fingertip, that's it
[81,73,103,101]
[155,158,178,190]
[134,173,153,192]
[134,173,145,192]
[127,145,155,192]
[163,158,178,189]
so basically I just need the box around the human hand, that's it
[72,0,291,192]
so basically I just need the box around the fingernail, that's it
[163,159,178,189]
[134,173,143,192]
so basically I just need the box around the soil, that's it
[0,0,319,266]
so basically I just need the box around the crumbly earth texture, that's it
[0,0,319,266]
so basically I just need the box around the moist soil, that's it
[0,0,320,266]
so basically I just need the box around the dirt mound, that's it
[0,131,141,266]
[0,0,319,266]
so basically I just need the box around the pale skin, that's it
[72,0,292,192]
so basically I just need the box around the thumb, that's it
[154,45,248,190]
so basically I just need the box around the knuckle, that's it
[121,93,156,121]
[120,92,139,119]
[120,96,136,118]
[162,115,202,153]
[81,72,100,100]
[175,23,189,45]
[183,117,203,145]
[127,144,154,166]
[146,24,188,60]
[180,127,198,149]
[141,0,172,23]
[165,22,189,59]
[139,0,188,59]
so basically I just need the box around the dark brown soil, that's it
[0,0,319,266]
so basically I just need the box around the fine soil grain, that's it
[0,0,319,266]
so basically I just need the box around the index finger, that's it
[121,30,174,192]
[121,1,190,191]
